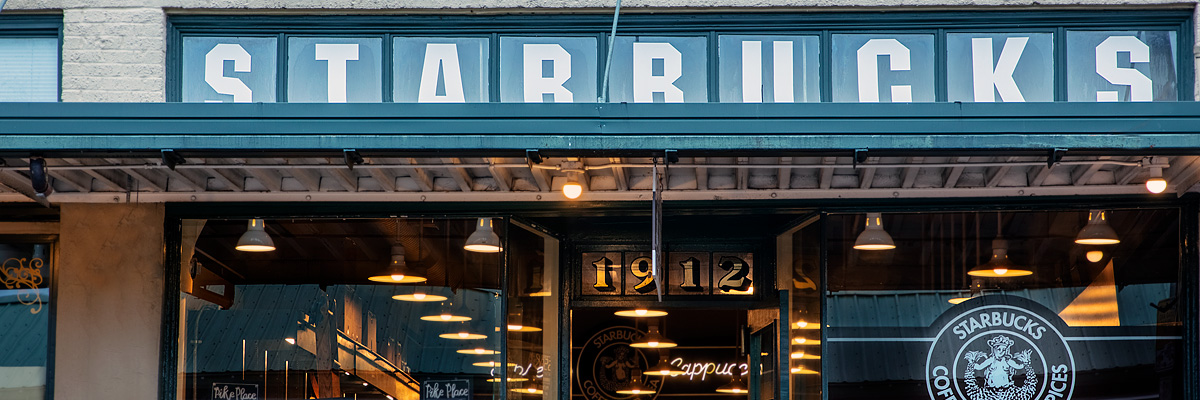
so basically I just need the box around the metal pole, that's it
[598,0,623,103]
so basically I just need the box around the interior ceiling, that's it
[0,154,1195,203]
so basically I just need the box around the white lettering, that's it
[632,42,684,103]
[972,37,1027,102]
[856,38,912,102]
[314,44,359,103]
[1095,36,1152,102]
[419,43,467,103]
[741,41,763,103]
[204,44,253,103]
[523,44,573,103]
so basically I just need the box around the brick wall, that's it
[61,7,165,102]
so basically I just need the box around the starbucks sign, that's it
[926,302,1076,400]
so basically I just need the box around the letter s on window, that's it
[1095,36,1153,102]
[204,44,253,102]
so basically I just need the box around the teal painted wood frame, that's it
[2,102,1200,156]
[165,10,1195,104]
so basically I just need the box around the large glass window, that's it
[0,241,53,399]
[821,209,1184,400]
[178,218,520,400]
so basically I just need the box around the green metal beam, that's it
[2,102,1199,155]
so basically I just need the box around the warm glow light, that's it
[420,313,471,322]
[615,309,668,317]
[948,297,971,305]
[236,244,276,252]
[794,338,806,344]
[647,341,660,347]
[563,181,583,199]
[508,325,543,332]
[508,324,523,331]
[367,274,427,283]
[439,332,486,340]
[993,268,1008,276]
[795,320,808,328]
[456,348,499,355]
[1146,178,1167,193]
[393,293,448,302]
[487,377,528,383]
[284,338,296,345]
[791,351,803,359]
[472,361,517,367]
[1086,251,1104,263]
[413,293,426,300]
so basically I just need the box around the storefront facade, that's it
[0,2,1198,400]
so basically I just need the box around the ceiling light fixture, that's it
[368,244,427,283]
[1145,164,1167,194]
[1074,210,1120,245]
[1086,250,1105,263]
[630,325,676,348]
[440,331,487,340]
[643,353,685,376]
[563,173,583,199]
[456,348,499,355]
[853,212,895,250]
[715,376,749,394]
[615,308,668,318]
[421,312,472,322]
[464,218,503,253]
[614,372,655,395]
[235,219,276,252]
[393,288,448,302]
[968,213,1032,278]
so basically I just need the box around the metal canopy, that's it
[0,102,1198,203]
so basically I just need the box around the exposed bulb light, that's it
[284,337,296,345]
[853,213,895,250]
[562,175,583,199]
[1075,210,1120,245]
[1146,166,1167,193]
[368,244,427,283]
[1086,250,1104,263]
[464,218,503,253]
[968,238,1032,278]
[630,325,676,348]
[615,308,668,317]
[235,219,276,252]
[644,353,685,376]
[457,348,499,355]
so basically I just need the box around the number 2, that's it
[716,256,752,292]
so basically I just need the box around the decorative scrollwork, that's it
[2,257,45,314]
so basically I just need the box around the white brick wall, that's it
[61,7,165,102]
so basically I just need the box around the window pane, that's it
[181,37,278,103]
[393,37,490,103]
[179,218,505,400]
[606,36,708,103]
[0,38,58,102]
[1066,30,1178,102]
[946,33,1054,102]
[499,36,598,103]
[288,37,383,103]
[719,35,820,103]
[825,210,1183,400]
[505,222,560,397]
[831,34,935,103]
[0,242,52,400]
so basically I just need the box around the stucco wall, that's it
[55,203,165,400]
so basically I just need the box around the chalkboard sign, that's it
[422,379,471,400]
[211,382,259,400]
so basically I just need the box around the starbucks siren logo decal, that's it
[577,326,663,400]
[926,304,1075,400]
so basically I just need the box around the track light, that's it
[464,218,503,253]
[853,213,895,250]
[1075,210,1119,245]
[235,219,276,252]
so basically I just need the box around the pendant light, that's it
[791,337,821,346]
[393,287,448,302]
[464,218,503,253]
[235,219,276,252]
[630,325,676,349]
[457,348,500,355]
[789,350,820,360]
[507,302,543,332]
[369,220,427,283]
[715,376,748,394]
[615,371,655,395]
[487,377,528,383]
[472,360,517,368]
[949,277,985,304]
[511,382,544,395]
[615,308,668,318]
[643,352,685,376]
[789,366,820,375]
[1075,210,1120,245]
[968,213,1032,278]
[853,213,895,250]
[421,301,472,322]
[440,331,487,340]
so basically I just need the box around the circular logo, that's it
[926,304,1075,400]
[576,326,664,400]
